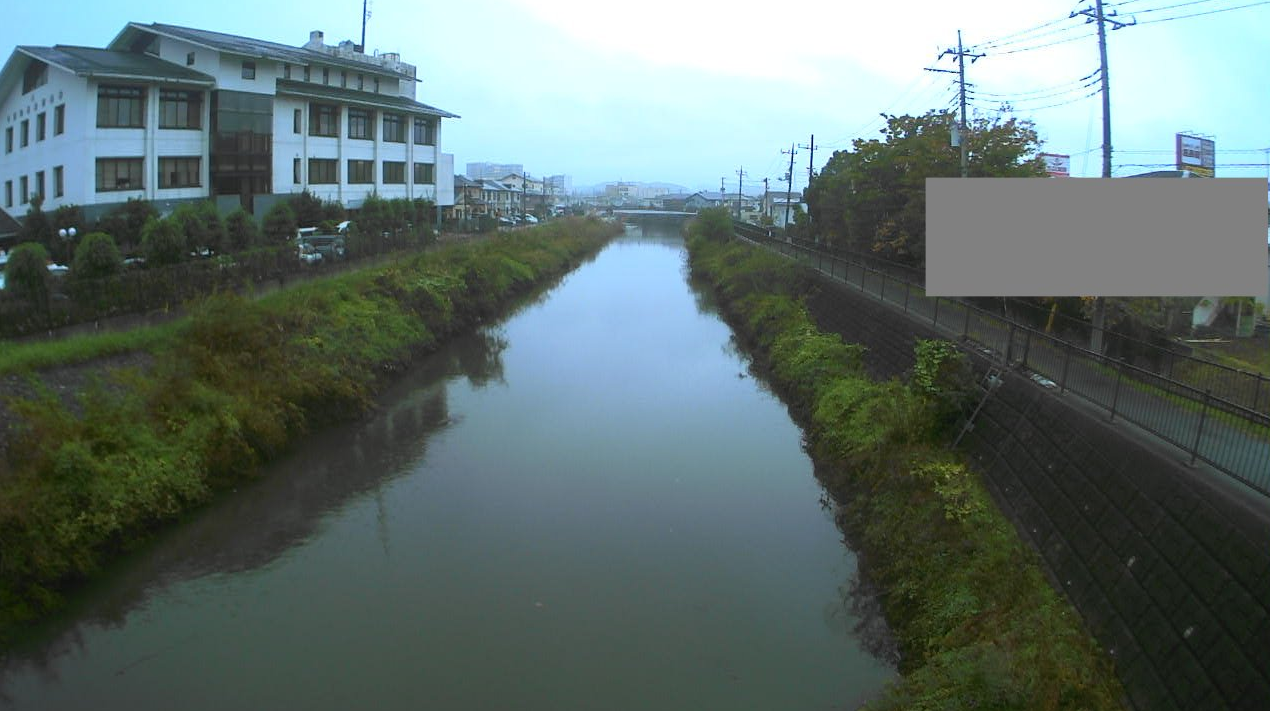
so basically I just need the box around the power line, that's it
[1136,0,1270,23]
[989,31,1097,54]
[970,68,1100,98]
[1130,0,1221,14]
[976,22,1091,50]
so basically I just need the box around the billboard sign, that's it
[1040,153,1070,177]
[1175,134,1215,177]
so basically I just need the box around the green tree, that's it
[806,110,1045,265]
[96,198,158,254]
[141,216,186,267]
[19,194,56,260]
[224,209,260,252]
[262,202,298,244]
[688,207,733,242]
[4,242,51,318]
[71,232,124,281]
[289,191,327,227]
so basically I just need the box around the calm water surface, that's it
[0,225,895,710]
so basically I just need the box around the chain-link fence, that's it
[734,223,1270,498]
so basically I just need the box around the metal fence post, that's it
[1109,358,1124,422]
[1190,389,1212,466]
[1021,328,1032,368]
[963,305,971,338]
[903,282,910,314]
[1005,322,1016,364]
[933,296,940,327]
[1253,374,1264,414]
[1060,342,1072,394]
[880,272,886,302]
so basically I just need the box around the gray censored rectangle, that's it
[926,178,1268,297]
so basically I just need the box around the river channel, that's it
[0,225,895,710]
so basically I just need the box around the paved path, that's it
[748,236,1270,500]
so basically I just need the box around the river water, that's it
[0,225,895,710]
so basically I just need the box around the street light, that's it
[57,227,77,263]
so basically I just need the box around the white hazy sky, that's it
[5,0,1269,192]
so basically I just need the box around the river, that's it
[0,224,895,710]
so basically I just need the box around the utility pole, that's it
[799,135,816,186]
[521,172,528,221]
[735,166,747,220]
[762,177,769,224]
[1073,0,1133,354]
[360,0,370,51]
[782,143,798,233]
[928,31,983,178]
[720,177,725,208]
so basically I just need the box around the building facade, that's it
[465,162,522,181]
[0,22,458,226]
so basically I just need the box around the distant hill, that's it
[573,180,691,195]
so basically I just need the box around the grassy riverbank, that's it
[686,226,1125,710]
[0,218,618,640]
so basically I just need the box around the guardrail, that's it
[733,223,1270,498]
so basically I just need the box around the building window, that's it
[382,113,405,143]
[186,52,196,66]
[54,105,64,135]
[34,171,44,200]
[54,166,63,197]
[283,63,291,79]
[293,108,301,134]
[308,158,338,184]
[412,117,435,145]
[341,71,347,88]
[309,103,338,137]
[242,61,256,80]
[20,176,29,203]
[95,157,144,192]
[383,161,405,184]
[303,66,311,82]
[414,162,435,184]
[348,159,373,184]
[357,74,364,90]
[159,156,201,188]
[373,78,380,93]
[322,67,329,85]
[22,62,48,94]
[4,181,10,208]
[348,108,373,140]
[20,120,29,147]
[4,127,11,153]
[293,158,301,184]
[36,113,46,142]
[97,85,146,128]
[159,90,202,129]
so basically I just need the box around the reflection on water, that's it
[1,225,896,710]
[1,328,508,673]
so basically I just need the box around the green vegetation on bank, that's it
[0,218,618,640]
[686,213,1124,710]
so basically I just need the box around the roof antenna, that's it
[360,0,371,52]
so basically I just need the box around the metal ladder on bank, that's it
[952,363,1005,448]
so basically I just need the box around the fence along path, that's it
[732,224,1270,500]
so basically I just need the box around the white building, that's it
[466,162,522,181]
[0,22,458,227]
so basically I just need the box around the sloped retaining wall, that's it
[803,277,1270,710]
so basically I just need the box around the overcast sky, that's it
[5,0,1268,193]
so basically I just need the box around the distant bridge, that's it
[611,210,696,221]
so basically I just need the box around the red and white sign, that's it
[1040,153,1070,177]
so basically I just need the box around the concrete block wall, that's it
[802,276,1270,711]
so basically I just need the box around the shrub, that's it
[95,198,158,254]
[262,202,298,244]
[3,242,51,311]
[71,232,123,281]
[687,206,733,242]
[224,209,260,252]
[141,217,186,267]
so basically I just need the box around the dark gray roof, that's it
[18,45,215,84]
[115,23,417,82]
[275,79,458,119]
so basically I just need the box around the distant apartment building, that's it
[465,162,522,181]
[0,21,458,225]
[545,174,571,198]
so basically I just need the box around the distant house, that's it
[657,192,692,211]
